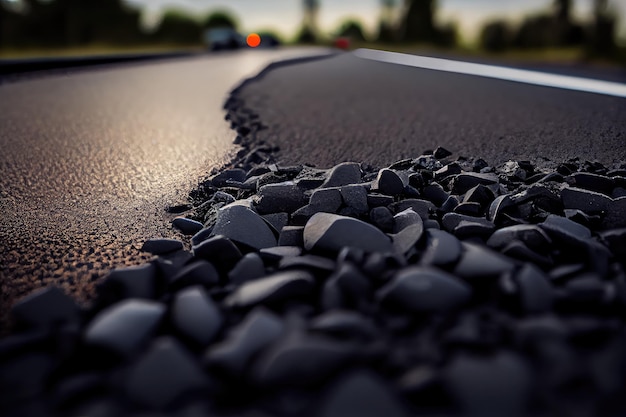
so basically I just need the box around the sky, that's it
[124,0,626,45]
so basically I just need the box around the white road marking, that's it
[354,48,626,98]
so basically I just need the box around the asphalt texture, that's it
[234,52,626,171]
[0,48,332,323]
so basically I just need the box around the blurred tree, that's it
[154,9,202,45]
[203,11,238,30]
[337,20,367,42]
[554,0,572,22]
[297,0,319,43]
[587,0,616,57]
[378,0,398,42]
[514,0,584,49]
[401,0,436,42]
[480,20,512,52]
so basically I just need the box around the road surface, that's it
[0,48,332,317]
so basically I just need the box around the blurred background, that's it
[1,0,624,66]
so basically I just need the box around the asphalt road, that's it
[0,48,331,318]
[235,51,626,171]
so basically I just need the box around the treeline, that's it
[0,0,237,49]
[480,0,619,58]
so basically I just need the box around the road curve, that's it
[0,48,332,316]
[233,51,626,171]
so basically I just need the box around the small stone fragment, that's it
[451,172,498,194]
[340,184,369,214]
[225,270,315,308]
[255,182,307,214]
[169,260,220,291]
[11,286,79,329]
[141,238,184,255]
[192,235,243,272]
[172,217,204,235]
[320,162,362,188]
[516,263,554,314]
[211,205,277,250]
[278,226,305,247]
[172,286,222,346]
[454,243,515,281]
[373,168,405,196]
[421,229,462,267]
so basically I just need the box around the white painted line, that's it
[354,48,626,98]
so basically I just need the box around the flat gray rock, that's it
[539,214,592,247]
[169,260,220,291]
[370,206,394,232]
[172,286,222,346]
[488,194,515,224]
[310,310,378,340]
[278,225,305,246]
[441,212,495,233]
[225,270,315,308]
[309,188,343,212]
[487,225,552,252]
[141,238,184,255]
[255,182,307,214]
[561,186,611,212]
[211,205,277,250]
[211,168,246,187]
[378,266,471,313]
[422,182,449,206]
[317,371,408,417]
[172,217,204,235]
[340,184,369,214]
[389,209,424,254]
[11,286,79,329]
[304,212,392,253]
[454,243,516,281]
[451,172,498,194]
[204,307,284,376]
[125,337,208,409]
[84,299,165,358]
[192,235,242,272]
[100,264,157,300]
[389,199,436,220]
[320,162,362,188]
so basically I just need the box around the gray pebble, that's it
[211,168,246,187]
[487,225,552,252]
[278,225,305,246]
[260,246,302,261]
[454,243,515,281]
[125,337,209,409]
[516,263,554,314]
[370,206,394,233]
[310,310,378,340]
[304,212,392,253]
[169,260,220,291]
[211,205,277,250]
[172,217,204,236]
[320,162,362,188]
[225,270,315,308]
[192,235,242,272]
[11,286,79,329]
[172,286,222,346]
[84,299,165,358]
[451,172,498,194]
[389,199,436,220]
[141,238,184,255]
[99,264,157,300]
[420,229,462,267]
[441,212,495,233]
[539,214,591,247]
[423,182,449,206]
[487,194,515,224]
[367,193,394,208]
[378,266,471,313]
[561,186,611,213]
[228,253,266,285]
[262,212,289,234]
[255,182,307,214]
[340,184,369,214]
[373,169,405,196]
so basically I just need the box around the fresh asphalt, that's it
[0,47,624,320]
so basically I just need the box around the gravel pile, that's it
[2,147,626,417]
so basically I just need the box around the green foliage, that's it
[337,20,367,42]
[155,9,202,44]
[203,11,238,30]
[480,20,512,52]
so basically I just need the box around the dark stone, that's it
[603,197,626,229]
[225,270,315,308]
[211,205,277,250]
[501,241,553,268]
[98,264,157,301]
[304,213,392,253]
[84,299,165,358]
[444,352,530,417]
[192,235,243,272]
[125,337,209,409]
[141,238,184,255]
[516,263,554,314]
[211,168,247,187]
[454,243,515,281]
[11,286,79,329]
[310,311,378,340]
[561,187,611,213]
[599,228,626,260]
[463,184,495,208]
[204,307,284,376]
[172,286,222,346]
[169,260,220,291]
[570,172,614,195]
[310,188,343,212]
[441,212,495,233]
[317,370,409,417]
[539,214,591,247]
[434,146,452,159]
[255,182,307,214]
[389,199,436,220]
[191,227,213,247]
[320,162,362,188]
[328,262,371,306]
[340,185,369,214]
[441,195,460,213]
[421,229,462,267]
[228,253,266,285]
[453,219,496,239]
[172,217,204,235]
[378,266,471,313]
[252,335,354,387]
[423,182,449,206]
[453,202,483,216]
[367,193,394,208]
[451,173,498,194]
[434,162,463,181]
[279,255,336,272]
[373,169,405,196]
[262,212,289,234]
[389,209,424,254]
[260,246,302,261]
[487,225,552,252]
[278,226,305,247]
[370,206,394,233]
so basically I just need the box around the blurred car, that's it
[203,28,245,51]
[256,33,281,48]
